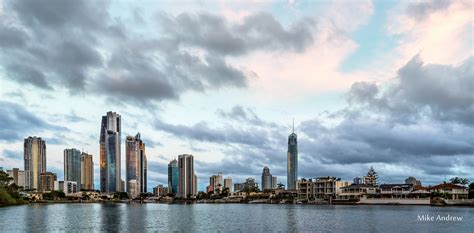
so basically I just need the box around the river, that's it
[0,204,472,232]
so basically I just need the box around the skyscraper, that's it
[177,154,194,198]
[261,166,272,191]
[224,177,233,192]
[64,148,81,188]
[272,176,277,189]
[126,133,147,198]
[24,136,46,191]
[193,174,197,195]
[100,111,121,193]
[81,152,94,190]
[168,159,179,195]
[287,120,298,190]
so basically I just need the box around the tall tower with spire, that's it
[287,119,298,190]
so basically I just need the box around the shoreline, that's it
[4,200,471,207]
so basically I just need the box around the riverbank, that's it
[18,198,474,207]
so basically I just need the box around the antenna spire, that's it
[292,117,294,133]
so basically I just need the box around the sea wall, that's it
[358,198,430,205]
[444,199,474,206]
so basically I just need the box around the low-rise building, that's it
[313,177,351,200]
[428,183,468,200]
[57,181,78,195]
[379,184,414,198]
[337,184,377,200]
[296,177,351,200]
[296,178,311,199]
[234,183,244,192]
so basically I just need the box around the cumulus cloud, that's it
[1,1,316,106]
[159,12,315,56]
[153,118,280,148]
[297,56,474,181]
[216,105,278,127]
[345,55,474,125]
[2,149,22,160]
[0,101,67,141]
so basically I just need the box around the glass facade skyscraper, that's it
[126,133,147,198]
[64,148,81,187]
[287,122,298,190]
[168,159,179,196]
[24,136,46,191]
[100,111,121,193]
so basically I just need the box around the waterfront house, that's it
[427,183,468,200]
[379,184,413,198]
[337,184,377,200]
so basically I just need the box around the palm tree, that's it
[450,177,470,186]
[277,183,285,190]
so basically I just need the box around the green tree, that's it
[43,190,66,200]
[366,166,379,186]
[449,177,470,186]
[0,171,26,205]
[277,183,285,190]
[221,187,230,197]
[469,182,474,199]
[0,171,13,188]
[113,192,129,200]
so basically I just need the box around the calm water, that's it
[0,204,473,232]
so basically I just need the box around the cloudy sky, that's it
[0,0,472,191]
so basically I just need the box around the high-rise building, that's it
[24,136,46,191]
[39,172,56,192]
[177,154,194,198]
[353,177,363,184]
[207,172,223,193]
[64,148,81,188]
[261,166,273,191]
[126,133,147,198]
[99,111,121,193]
[168,159,179,195]
[81,152,94,190]
[193,174,198,195]
[6,168,25,187]
[272,176,277,189]
[224,177,232,192]
[287,120,298,190]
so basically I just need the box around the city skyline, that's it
[0,0,473,191]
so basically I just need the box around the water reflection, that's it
[1,204,472,232]
[100,203,123,232]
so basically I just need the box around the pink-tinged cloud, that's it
[388,0,472,66]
